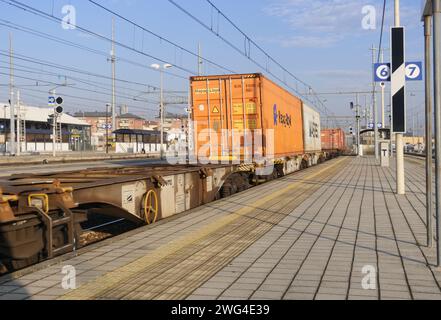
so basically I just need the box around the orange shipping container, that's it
[191,74,305,162]
[321,128,346,151]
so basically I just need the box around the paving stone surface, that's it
[1,156,440,300]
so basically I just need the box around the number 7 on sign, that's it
[405,62,423,81]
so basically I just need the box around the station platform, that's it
[0,156,440,300]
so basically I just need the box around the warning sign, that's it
[122,184,136,214]
[212,106,220,114]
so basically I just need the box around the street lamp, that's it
[151,63,173,159]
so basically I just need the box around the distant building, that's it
[74,109,189,152]
[114,129,167,154]
[74,111,153,151]
[0,104,91,154]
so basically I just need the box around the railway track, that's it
[79,216,137,248]
[405,152,427,159]
[0,154,342,276]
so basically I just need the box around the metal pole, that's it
[395,0,405,195]
[198,43,203,76]
[433,0,441,265]
[111,18,116,143]
[381,50,386,130]
[372,45,379,160]
[424,14,433,248]
[106,104,109,154]
[356,93,361,156]
[412,111,415,138]
[16,90,20,156]
[390,104,393,158]
[160,69,164,160]
[395,0,401,26]
[9,33,15,156]
[364,95,368,128]
[52,89,56,158]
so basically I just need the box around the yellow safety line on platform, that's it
[59,157,349,300]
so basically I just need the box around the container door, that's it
[205,79,229,160]
[224,76,260,161]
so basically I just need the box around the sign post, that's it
[391,26,406,195]
[49,95,63,157]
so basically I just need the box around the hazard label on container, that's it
[212,106,220,114]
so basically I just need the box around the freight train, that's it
[0,73,347,272]
[190,73,345,193]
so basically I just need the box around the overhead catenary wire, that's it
[168,0,336,124]
[0,61,156,97]
[4,85,185,115]
[0,0,198,76]
[87,0,236,75]
[0,18,188,81]
[377,0,387,64]
[0,71,165,105]
[0,53,188,115]
[0,51,184,97]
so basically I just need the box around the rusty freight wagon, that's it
[0,73,332,273]
[321,128,347,155]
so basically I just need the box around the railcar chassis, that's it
[0,153,328,272]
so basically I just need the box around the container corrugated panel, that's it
[321,128,346,151]
[302,103,321,153]
[191,74,304,161]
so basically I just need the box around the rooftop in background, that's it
[74,112,145,120]
[0,104,90,126]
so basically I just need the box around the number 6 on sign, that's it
[374,63,391,82]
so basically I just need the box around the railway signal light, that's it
[54,97,64,115]
[47,114,55,126]
[55,106,64,114]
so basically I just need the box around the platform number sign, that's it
[374,62,423,82]
[405,62,423,81]
[374,63,391,82]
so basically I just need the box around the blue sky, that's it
[0,0,426,130]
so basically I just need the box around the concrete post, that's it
[433,0,441,265]
[424,14,433,248]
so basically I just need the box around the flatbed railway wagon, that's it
[0,73,329,272]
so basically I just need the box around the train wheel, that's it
[221,186,231,198]
[143,190,159,225]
